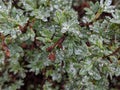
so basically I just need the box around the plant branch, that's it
[0,33,10,58]
[46,33,68,52]
[18,18,35,33]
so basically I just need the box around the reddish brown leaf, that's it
[2,41,10,57]
[46,46,54,52]
[21,43,28,49]
[18,25,24,32]
[5,49,10,58]
[48,52,56,61]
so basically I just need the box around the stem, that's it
[92,8,103,22]
[46,33,67,52]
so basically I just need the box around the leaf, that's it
[105,0,112,6]
[48,52,56,61]
[2,41,10,58]
[0,51,5,64]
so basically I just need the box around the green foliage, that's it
[0,0,120,90]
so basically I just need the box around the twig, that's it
[51,32,56,40]
[46,33,67,52]
[18,20,30,33]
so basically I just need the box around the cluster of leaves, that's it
[0,0,120,90]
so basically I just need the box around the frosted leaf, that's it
[0,51,5,64]
[52,73,61,81]
[88,70,94,76]
[110,10,120,23]
[82,76,89,83]
[115,66,120,76]
[16,29,22,36]
[93,72,101,80]
[54,5,59,9]
[69,63,77,76]
[105,0,112,6]
[75,49,82,55]
[11,30,17,39]
[100,0,104,6]
[61,22,69,33]
[104,6,115,13]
